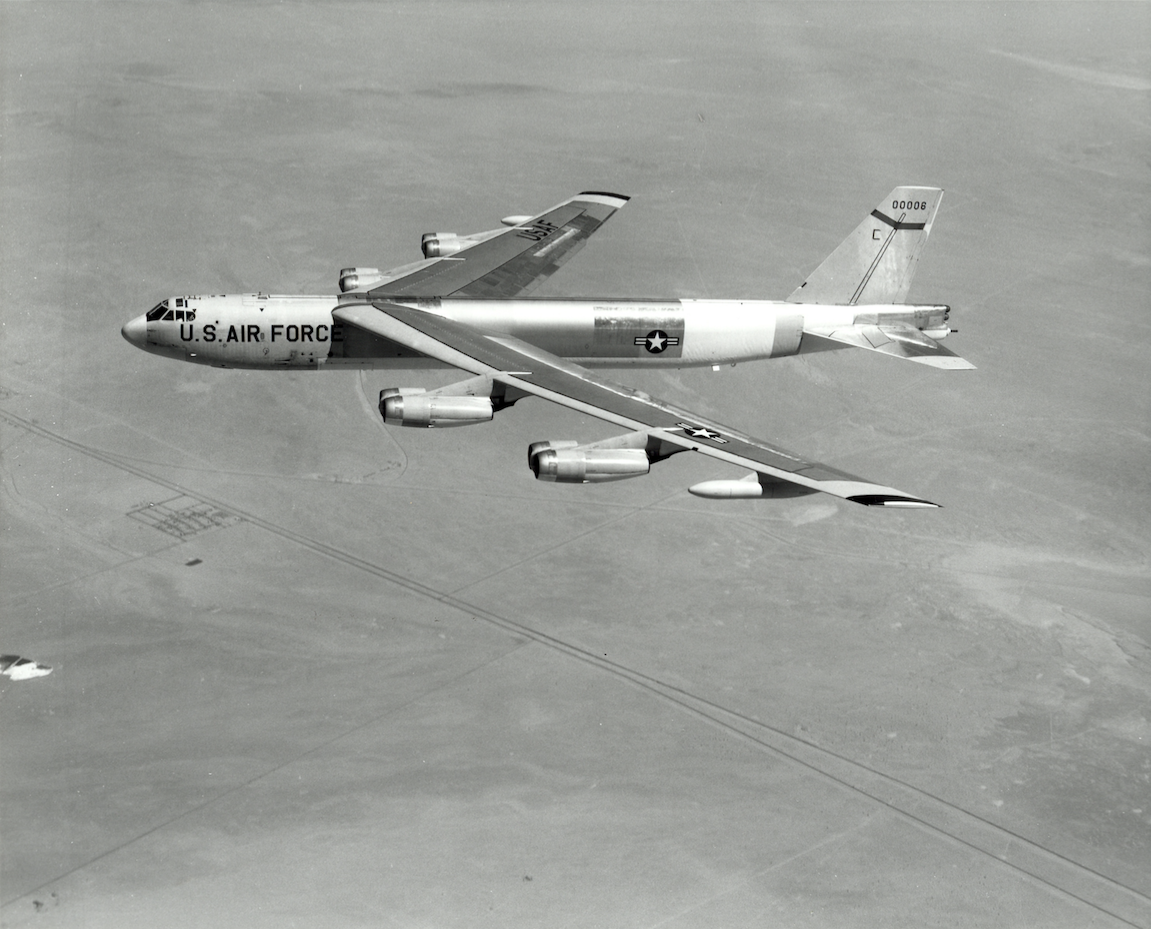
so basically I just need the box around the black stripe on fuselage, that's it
[871,210,926,231]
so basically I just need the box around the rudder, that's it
[788,187,943,305]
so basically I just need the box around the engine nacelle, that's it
[530,446,650,483]
[379,388,493,428]
[420,233,464,258]
[421,226,516,258]
[339,267,385,293]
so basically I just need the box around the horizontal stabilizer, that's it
[802,324,975,369]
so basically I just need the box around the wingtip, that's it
[847,494,941,509]
[578,190,630,203]
[916,355,977,371]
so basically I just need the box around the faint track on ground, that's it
[3,407,1149,927]
[357,369,408,480]
[0,628,531,914]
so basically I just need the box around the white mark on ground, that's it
[990,49,1151,92]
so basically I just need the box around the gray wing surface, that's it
[368,192,629,300]
[332,302,939,507]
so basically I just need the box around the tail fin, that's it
[788,187,943,305]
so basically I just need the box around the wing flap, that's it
[332,302,939,507]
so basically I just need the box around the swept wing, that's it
[366,192,629,299]
[332,302,939,507]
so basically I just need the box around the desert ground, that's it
[2,4,1149,927]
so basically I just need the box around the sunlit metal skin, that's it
[123,294,950,371]
[379,389,494,428]
[527,430,683,483]
[531,447,650,483]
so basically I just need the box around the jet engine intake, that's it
[339,267,384,293]
[526,440,579,467]
[379,388,493,428]
[420,233,464,258]
[530,446,650,483]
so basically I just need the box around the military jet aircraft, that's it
[122,187,971,506]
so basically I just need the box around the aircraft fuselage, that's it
[123,294,950,371]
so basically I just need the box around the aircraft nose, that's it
[121,315,147,346]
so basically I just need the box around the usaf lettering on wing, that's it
[515,220,560,242]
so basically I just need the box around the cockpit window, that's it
[146,298,196,322]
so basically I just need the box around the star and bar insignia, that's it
[634,329,681,354]
[671,422,728,444]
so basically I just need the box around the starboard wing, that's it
[366,192,629,300]
[331,302,940,507]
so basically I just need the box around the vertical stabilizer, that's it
[788,187,943,305]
